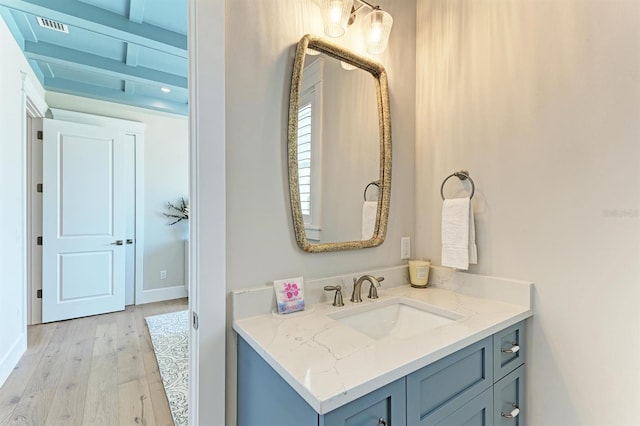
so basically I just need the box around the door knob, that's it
[111,240,124,245]
[126,239,134,244]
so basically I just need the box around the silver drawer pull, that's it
[378,418,388,426]
[501,404,520,419]
[501,343,520,354]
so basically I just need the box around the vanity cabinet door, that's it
[493,321,526,382]
[237,337,319,426]
[434,388,493,426]
[494,365,525,426]
[406,336,493,425]
[321,378,406,426]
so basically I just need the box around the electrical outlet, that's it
[160,270,167,279]
[400,236,411,260]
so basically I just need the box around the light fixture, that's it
[319,0,393,55]
[160,87,171,93]
[319,0,354,38]
[362,7,392,55]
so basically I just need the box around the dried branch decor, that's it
[164,197,189,225]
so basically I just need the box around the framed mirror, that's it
[287,34,392,252]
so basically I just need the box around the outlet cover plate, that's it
[401,237,411,260]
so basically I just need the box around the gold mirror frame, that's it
[287,34,392,252]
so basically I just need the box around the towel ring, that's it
[440,170,475,200]
[364,181,380,201]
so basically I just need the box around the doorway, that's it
[10,0,227,422]
[27,111,147,324]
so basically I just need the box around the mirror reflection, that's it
[288,35,392,253]
[297,52,380,243]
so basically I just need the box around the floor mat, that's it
[146,310,189,426]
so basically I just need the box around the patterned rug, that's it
[146,310,189,426]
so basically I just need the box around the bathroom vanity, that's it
[233,267,532,425]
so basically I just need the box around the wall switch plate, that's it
[401,237,411,260]
[160,270,167,279]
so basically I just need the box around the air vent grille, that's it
[36,17,69,33]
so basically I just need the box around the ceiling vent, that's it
[36,17,69,33]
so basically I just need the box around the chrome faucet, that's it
[351,275,385,303]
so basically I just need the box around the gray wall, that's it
[224,0,416,423]
[415,1,640,425]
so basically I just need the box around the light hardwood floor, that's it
[0,298,188,426]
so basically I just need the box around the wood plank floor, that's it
[0,299,188,426]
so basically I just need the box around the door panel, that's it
[42,119,126,323]
[59,135,114,236]
[58,251,113,300]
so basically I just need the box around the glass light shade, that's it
[363,8,393,55]
[319,0,354,38]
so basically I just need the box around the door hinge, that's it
[37,183,43,193]
[37,289,42,298]
[192,311,199,330]
[37,236,43,245]
[37,130,43,140]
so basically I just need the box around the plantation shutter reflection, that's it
[298,102,312,222]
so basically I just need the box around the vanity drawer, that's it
[406,336,493,425]
[493,321,526,381]
[494,365,525,426]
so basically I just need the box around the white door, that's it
[42,119,126,323]
[123,133,136,306]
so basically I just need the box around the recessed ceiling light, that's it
[160,87,171,93]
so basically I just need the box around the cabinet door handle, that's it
[377,418,388,426]
[110,240,124,246]
[501,404,520,419]
[501,343,520,354]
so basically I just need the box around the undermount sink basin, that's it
[328,297,463,340]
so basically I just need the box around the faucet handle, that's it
[323,285,344,307]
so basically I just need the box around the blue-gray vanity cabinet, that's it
[321,378,406,426]
[494,365,525,426]
[237,336,405,426]
[493,322,526,382]
[405,336,493,425]
[433,388,493,426]
[237,320,527,426]
[237,337,318,426]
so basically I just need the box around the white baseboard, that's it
[142,285,188,304]
[0,332,27,387]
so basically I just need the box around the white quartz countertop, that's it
[233,281,533,415]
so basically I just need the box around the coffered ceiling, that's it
[0,0,188,115]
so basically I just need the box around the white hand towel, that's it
[362,201,378,239]
[441,197,477,270]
